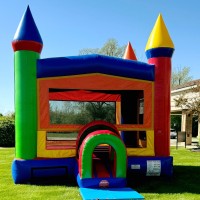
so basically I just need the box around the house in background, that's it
[171,79,200,144]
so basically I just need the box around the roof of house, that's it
[172,79,200,91]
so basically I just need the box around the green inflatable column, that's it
[12,6,43,159]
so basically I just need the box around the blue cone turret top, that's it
[12,6,43,53]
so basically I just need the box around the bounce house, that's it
[12,6,174,199]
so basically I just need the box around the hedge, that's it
[0,117,15,147]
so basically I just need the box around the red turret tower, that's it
[145,14,174,156]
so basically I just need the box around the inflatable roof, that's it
[37,54,155,81]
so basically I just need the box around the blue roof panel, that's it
[37,54,154,81]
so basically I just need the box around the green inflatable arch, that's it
[80,132,127,179]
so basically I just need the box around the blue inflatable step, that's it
[79,187,144,200]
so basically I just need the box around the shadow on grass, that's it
[128,165,200,194]
[28,165,200,195]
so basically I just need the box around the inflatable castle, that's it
[12,6,174,199]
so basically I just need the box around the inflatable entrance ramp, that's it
[79,187,144,200]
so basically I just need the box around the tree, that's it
[85,102,115,123]
[171,66,193,87]
[79,38,126,58]
[49,101,116,125]
[0,115,15,147]
[174,84,200,117]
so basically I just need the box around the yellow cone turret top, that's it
[145,14,174,56]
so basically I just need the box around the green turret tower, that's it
[12,6,43,159]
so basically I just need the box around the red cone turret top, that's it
[123,42,137,61]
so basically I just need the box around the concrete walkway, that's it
[170,137,199,150]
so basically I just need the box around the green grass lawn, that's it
[0,147,199,200]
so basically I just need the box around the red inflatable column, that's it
[145,14,174,156]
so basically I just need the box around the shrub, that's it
[0,117,15,147]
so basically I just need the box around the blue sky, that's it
[1,0,200,114]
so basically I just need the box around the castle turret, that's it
[12,6,43,159]
[145,14,174,156]
[123,42,137,60]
